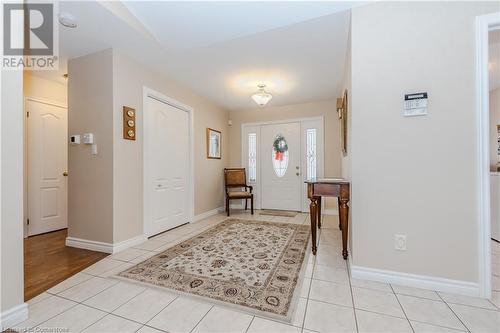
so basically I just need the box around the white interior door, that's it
[27,99,68,236]
[261,122,301,211]
[145,96,190,237]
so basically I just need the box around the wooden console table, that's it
[306,178,350,259]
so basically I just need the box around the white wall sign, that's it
[403,92,428,117]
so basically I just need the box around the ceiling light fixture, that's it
[251,84,272,107]
[58,12,78,28]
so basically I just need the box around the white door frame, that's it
[143,87,195,237]
[241,116,325,212]
[24,96,68,237]
[476,12,500,298]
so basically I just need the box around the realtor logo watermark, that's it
[2,2,58,70]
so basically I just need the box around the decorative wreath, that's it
[273,135,288,161]
[273,135,288,153]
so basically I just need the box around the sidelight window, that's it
[248,133,257,182]
[306,129,317,180]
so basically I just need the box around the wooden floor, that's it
[24,229,108,301]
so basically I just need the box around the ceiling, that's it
[490,30,500,91]
[33,1,356,110]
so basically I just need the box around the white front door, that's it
[27,99,68,236]
[144,96,190,237]
[261,122,301,211]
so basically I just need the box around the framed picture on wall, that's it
[206,128,221,159]
[337,89,348,156]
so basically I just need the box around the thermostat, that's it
[403,92,428,117]
[82,133,94,144]
[70,135,80,144]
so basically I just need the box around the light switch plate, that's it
[82,133,94,144]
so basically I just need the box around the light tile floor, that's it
[12,212,500,333]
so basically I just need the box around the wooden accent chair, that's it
[224,168,254,216]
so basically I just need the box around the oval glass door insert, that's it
[272,134,289,177]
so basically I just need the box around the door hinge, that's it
[27,218,30,225]
[26,111,30,118]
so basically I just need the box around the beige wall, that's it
[24,73,67,106]
[68,49,115,243]
[490,88,500,167]
[341,21,352,181]
[112,50,229,243]
[1,70,26,322]
[68,49,229,245]
[350,1,499,283]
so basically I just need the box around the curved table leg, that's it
[339,197,349,259]
[338,197,342,230]
[317,196,322,229]
[309,196,318,255]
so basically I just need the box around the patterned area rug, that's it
[259,210,298,217]
[117,218,310,319]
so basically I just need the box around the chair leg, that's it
[245,198,248,210]
[226,197,230,216]
[251,196,254,215]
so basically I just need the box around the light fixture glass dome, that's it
[251,84,272,106]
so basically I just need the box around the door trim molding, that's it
[24,96,68,238]
[142,87,195,237]
[475,12,500,298]
[241,116,325,212]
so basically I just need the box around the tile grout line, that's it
[408,319,470,332]
[34,281,146,330]
[142,295,180,328]
[301,218,320,332]
[444,300,500,312]
[109,287,149,313]
[188,305,214,333]
[44,273,95,296]
[347,254,360,333]
[390,284,415,333]
[243,316,255,333]
[45,290,176,332]
[77,312,115,333]
[17,298,80,330]
[436,292,471,333]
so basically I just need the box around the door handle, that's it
[296,172,300,176]
[63,171,68,177]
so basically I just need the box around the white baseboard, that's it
[350,265,480,297]
[113,234,148,253]
[1,303,28,330]
[66,234,147,254]
[193,206,225,223]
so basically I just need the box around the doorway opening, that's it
[23,72,108,301]
[241,117,324,212]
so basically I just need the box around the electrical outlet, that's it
[394,234,407,251]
